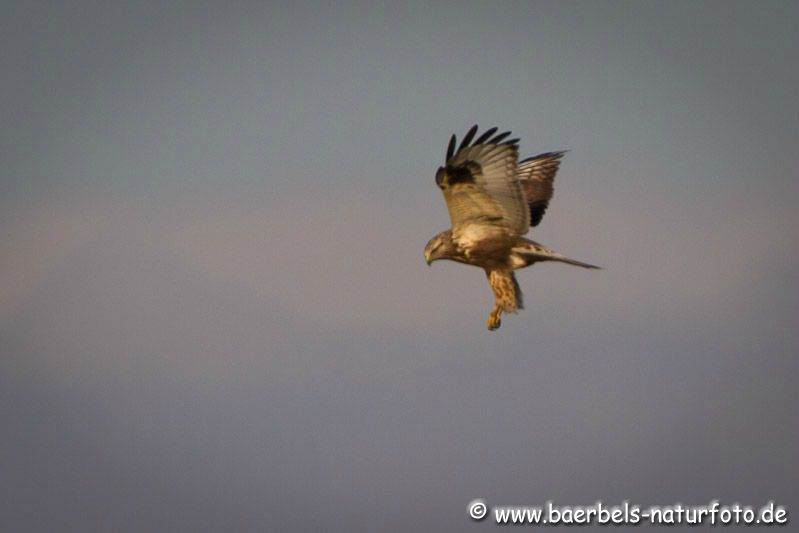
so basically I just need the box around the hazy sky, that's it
[2,1,797,531]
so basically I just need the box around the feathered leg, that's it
[486,270,523,331]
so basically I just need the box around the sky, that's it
[1,1,797,531]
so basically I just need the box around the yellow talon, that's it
[487,313,501,331]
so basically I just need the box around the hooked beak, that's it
[424,250,432,266]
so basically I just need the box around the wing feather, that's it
[458,124,479,152]
[488,131,512,144]
[473,126,498,145]
[446,134,456,161]
[437,126,529,238]
[516,151,566,227]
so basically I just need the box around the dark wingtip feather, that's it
[489,131,512,144]
[474,126,498,145]
[529,204,548,226]
[446,134,456,161]
[458,124,479,152]
[446,126,524,161]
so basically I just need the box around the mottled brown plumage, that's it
[424,125,599,331]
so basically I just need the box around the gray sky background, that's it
[1,1,797,531]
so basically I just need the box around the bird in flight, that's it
[424,125,599,331]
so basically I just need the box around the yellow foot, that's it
[487,314,501,331]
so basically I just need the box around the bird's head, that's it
[424,230,456,265]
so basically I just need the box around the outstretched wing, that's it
[516,151,566,227]
[435,125,529,238]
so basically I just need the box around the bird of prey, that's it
[424,125,599,331]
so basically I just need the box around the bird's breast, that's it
[453,224,516,269]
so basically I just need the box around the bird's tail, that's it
[511,239,600,270]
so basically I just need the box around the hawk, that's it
[424,125,599,330]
